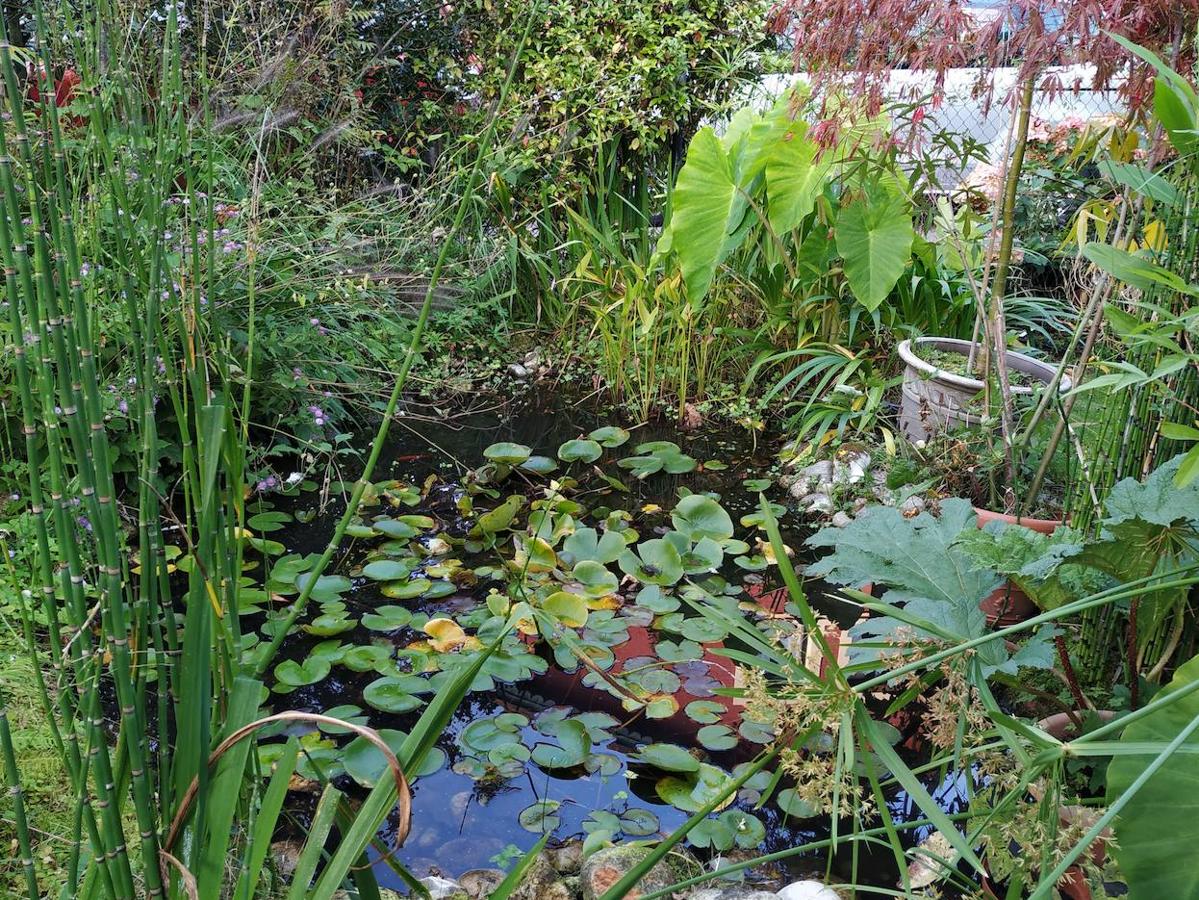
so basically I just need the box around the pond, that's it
[250,387,971,895]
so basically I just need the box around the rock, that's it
[900,495,925,516]
[832,449,871,485]
[582,845,701,900]
[799,492,832,514]
[450,790,472,819]
[830,511,852,528]
[688,889,778,900]
[548,839,584,875]
[418,875,466,899]
[459,869,506,899]
[509,852,572,900]
[270,839,302,881]
[775,880,841,900]
[508,363,529,379]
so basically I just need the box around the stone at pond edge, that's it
[775,880,842,900]
[509,851,573,900]
[548,839,585,875]
[581,845,701,900]
[687,889,778,900]
[418,874,467,899]
[459,868,506,899]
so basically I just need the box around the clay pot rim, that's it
[973,504,1064,534]
[897,336,1072,395]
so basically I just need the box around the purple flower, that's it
[308,405,327,426]
[80,261,92,277]
[118,399,129,414]
[255,475,279,493]
[76,515,91,532]
[292,367,303,380]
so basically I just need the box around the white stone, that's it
[775,880,841,900]
[831,511,852,528]
[419,875,464,899]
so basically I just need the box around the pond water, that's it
[254,387,972,894]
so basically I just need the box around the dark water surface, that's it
[262,388,969,893]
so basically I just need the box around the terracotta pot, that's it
[973,505,1063,535]
[973,506,1063,628]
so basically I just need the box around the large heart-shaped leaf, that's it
[671,495,734,542]
[835,190,914,311]
[1106,653,1199,899]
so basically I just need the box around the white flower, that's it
[285,472,303,486]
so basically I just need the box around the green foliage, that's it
[1106,653,1199,899]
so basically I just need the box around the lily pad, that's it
[684,700,726,724]
[373,519,421,540]
[635,743,700,773]
[672,495,734,542]
[619,807,661,837]
[519,455,559,475]
[381,578,432,599]
[656,763,736,813]
[273,657,330,689]
[362,676,422,713]
[518,800,561,833]
[776,787,819,819]
[362,560,411,581]
[483,442,532,465]
[573,560,619,598]
[564,527,628,565]
[619,539,684,586]
[589,426,631,448]
[697,724,738,751]
[531,719,591,769]
[558,439,603,463]
[344,729,446,788]
[360,605,413,631]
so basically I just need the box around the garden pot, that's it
[897,337,1071,442]
[974,505,1063,628]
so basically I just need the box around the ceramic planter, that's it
[897,337,1071,441]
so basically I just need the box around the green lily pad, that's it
[341,644,393,673]
[697,724,738,751]
[531,719,591,769]
[461,714,528,753]
[483,442,532,465]
[634,743,700,773]
[672,495,734,542]
[519,455,559,475]
[776,787,819,819]
[688,816,734,850]
[302,614,357,637]
[380,578,431,599]
[619,807,661,837]
[362,676,422,713]
[248,510,293,533]
[518,800,561,833]
[721,809,766,848]
[361,560,411,581]
[373,519,421,539]
[344,729,446,788]
[589,426,631,448]
[360,605,413,631]
[680,617,728,643]
[558,439,603,463]
[573,560,619,598]
[273,657,330,688]
[656,763,735,812]
[618,539,683,586]
[543,591,589,628]
[743,478,773,492]
[684,700,726,724]
[564,527,628,565]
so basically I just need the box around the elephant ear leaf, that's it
[835,189,914,312]
[766,126,828,235]
[1106,652,1199,900]
[667,127,752,304]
